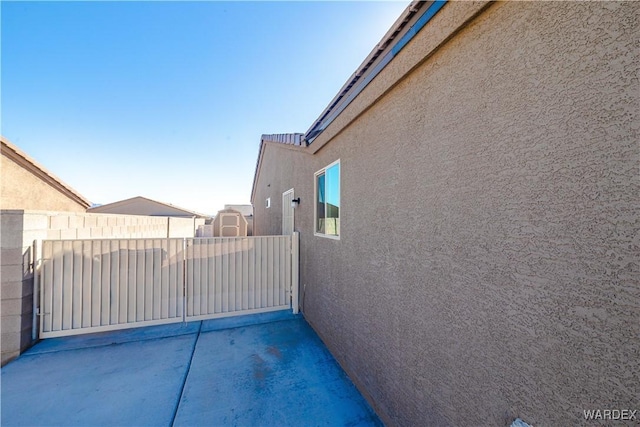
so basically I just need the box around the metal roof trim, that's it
[260,133,304,146]
[304,0,447,145]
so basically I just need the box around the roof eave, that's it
[1,136,92,209]
[303,1,445,146]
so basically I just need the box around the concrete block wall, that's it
[1,211,47,365]
[46,212,179,239]
[1,210,202,365]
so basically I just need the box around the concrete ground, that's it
[1,311,381,427]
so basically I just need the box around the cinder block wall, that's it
[1,211,47,365]
[0,210,201,365]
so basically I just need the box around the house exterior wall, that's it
[252,143,310,237]
[1,210,202,365]
[0,153,87,212]
[253,2,639,426]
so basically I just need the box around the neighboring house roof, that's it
[87,196,210,218]
[250,133,306,204]
[0,136,91,209]
[304,0,445,145]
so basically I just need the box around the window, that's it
[266,197,271,208]
[315,160,340,238]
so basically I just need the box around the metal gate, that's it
[37,234,299,338]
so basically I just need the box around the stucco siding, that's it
[1,154,87,212]
[252,144,310,237]
[254,1,638,425]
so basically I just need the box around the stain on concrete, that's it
[175,316,382,426]
[251,353,272,387]
[267,345,283,360]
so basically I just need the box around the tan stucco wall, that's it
[1,210,202,365]
[253,2,639,425]
[1,154,87,212]
[252,144,310,237]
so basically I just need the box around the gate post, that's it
[292,232,299,314]
[32,239,40,341]
[182,238,188,323]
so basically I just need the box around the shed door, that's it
[219,213,240,237]
[282,189,294,235]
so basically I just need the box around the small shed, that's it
[212,208,248,237]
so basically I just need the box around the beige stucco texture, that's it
[1,154,87,212]
[253,142,310,236]
[253,2,638,426]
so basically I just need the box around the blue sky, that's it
[2,1,409,215]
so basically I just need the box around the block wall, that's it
[1,210,200,365]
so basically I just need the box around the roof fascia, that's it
[304,0,446,146]
[307,0,490,155]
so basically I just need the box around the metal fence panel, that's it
[40,238,185,338]
[184,236,291,321]
[39,234,298,338]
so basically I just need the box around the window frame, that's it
[314,159,341,240]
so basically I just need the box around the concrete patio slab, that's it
[174,317,380,427]
[1,333,197,426]
[1,312,381,427]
